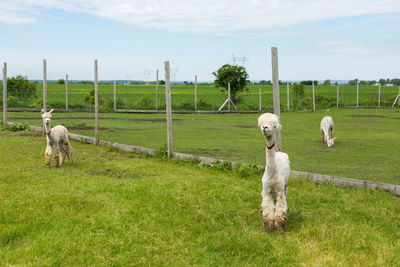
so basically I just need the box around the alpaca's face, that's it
[259,121,281,138]
[258,113,281,138]
[327,137,335,147]
[41,109,54,134]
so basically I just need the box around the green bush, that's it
[7,122,29,132]
[7,75,37,101]
[155,144,168,159]
[84,89,104,106]
[136,95,152,109]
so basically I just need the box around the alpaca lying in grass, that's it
[320,116,335,147]
[42,109,72,167]
[258,113,290,231]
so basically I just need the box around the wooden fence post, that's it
[356,80,359,107]
[155,70,159,111]
[164,61,173,158]
[336,85,339,108]
[378,83,381,107]
[113,80,116,111]
[228,82,231,111]
[2,63,7,125]
[43,59,47,111]
[65,74,69,110]
[312,80,315,111]
[194,75,198,111]
[259,88,262,111]
[286,82,290,111]
[271,47,281,150]
[94,60,99,145]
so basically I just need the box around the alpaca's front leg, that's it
[274,191,288,231]
[44,145,52,167]
[261,189,275,231]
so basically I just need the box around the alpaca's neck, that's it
[265,136,276,177]
[43,121,52,139]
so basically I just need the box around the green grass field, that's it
[0,131,399,266]
[2,82,399,110]
[5,108,400,184]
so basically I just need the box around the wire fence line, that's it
[1,61,400,113]
[1,57,400,187]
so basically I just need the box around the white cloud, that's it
[1,0,400,34]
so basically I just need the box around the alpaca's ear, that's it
[49,109,54,113]
[41,109,45,113]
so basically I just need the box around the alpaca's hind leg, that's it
[53,147,60,167]
[66,143,73,162]
[274,191,288,231]
[45,146,52,168]
[261,189,275,231]
[321,131,325,145]
[59,150,65,166]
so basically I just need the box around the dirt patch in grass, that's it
[85,168,157,179]
[17,132,39,137]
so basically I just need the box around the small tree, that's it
[7,75,37,101]
[213,64,249,103]
[292,83,308,110]
[323,79,331,86]
[57,79,65,84]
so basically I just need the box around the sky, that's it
[0,0,399,82]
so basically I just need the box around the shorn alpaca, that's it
[42,109,73,167]
[320,116,335,147]
[258,113,290,231]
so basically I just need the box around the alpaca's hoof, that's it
[262,216,274,232]
[274,215,286,232]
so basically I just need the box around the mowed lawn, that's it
[0,131,399,266]
[6,108,400,184]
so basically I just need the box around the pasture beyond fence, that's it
[1,48,400,189]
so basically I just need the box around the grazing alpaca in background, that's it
[258,113,290,231]
[320,116,335,147]
[42,109,72,167]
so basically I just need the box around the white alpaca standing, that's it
[42,109,73,167]
[320,116,335,147]
[258,113,290,231]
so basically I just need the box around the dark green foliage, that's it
[210,160,231,171]
[155,144,168,158]
[84,89,104,106]
[314,93,336,108]
[259,80,272,85]
[136,95,152,109]
[323,79,331,86]
[292,83,310,110]
[6,122,29,132]
[235,163,263,177]
[300,80,319,85]
[7,75,37,101]
[197,99,213,109]
[57,79,65,84]
[213,64,249,103]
